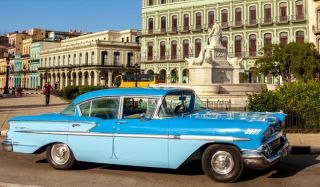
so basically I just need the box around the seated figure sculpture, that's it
[186,22,222,66]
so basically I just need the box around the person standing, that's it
[43,82,53,106]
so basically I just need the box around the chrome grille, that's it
[268,138,282,155]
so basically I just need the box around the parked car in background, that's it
[1,88,289,183]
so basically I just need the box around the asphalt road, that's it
[0,138,319,187]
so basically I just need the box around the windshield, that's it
[61,103,75,116]
[159,91,206,118]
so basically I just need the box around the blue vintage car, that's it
[1,88,288,182]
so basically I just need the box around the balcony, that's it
[276,16,289,24]
[140,55,193,62]
[291,15,306,23]
[228,51,262,59]
[221,22,229,29]
[168,27,178,34]
[180,26,190,33]
[313,25,320,35]
[260,18,273,26]
[231,21,243,29]
[246,19,258,27]
[192,25,203,32]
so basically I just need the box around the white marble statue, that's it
[186,23,222,66]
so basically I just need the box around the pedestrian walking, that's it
[43,82,53,106]
[16,85,22,96]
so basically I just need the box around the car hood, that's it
[187,110,286,124]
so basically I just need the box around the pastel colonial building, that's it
[29,41,60,89]
[141,0,319,84]
[39,29,141,89]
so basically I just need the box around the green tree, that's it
[255,42,320,83]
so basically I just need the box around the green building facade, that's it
[141,0,318,84]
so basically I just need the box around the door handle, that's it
[72,124,81,128]
[117,121,128,125]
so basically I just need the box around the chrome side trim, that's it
[14,130,250,142]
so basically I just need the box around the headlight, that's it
[264,126,274,140]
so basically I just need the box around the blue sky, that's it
[0,0,141,33]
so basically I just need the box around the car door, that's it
[68,97,120,164]
[113,97,169,168]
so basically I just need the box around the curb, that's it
[290,146,320,154]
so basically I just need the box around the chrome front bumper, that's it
[1,140,13,152]
[242,136,289,170]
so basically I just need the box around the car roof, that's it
[74,87,192,105]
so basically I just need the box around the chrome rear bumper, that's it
[1,140,13,152]
[242,136,289,169]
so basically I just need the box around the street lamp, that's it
[3,52,10,95]
[134,63,139,87]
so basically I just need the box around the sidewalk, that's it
[0,94,69,130]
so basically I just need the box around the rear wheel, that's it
[202,144,243,183]
[46,143,75,170]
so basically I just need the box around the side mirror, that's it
[140,113,151,122]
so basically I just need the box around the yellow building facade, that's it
[39,29,141,89]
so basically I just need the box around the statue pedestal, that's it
[189,45,239,84]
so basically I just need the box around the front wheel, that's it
[46,143,75,170]
[202,144,243,183]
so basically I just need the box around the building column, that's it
[108,71,113,87]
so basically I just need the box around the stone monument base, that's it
[150,83,275,110]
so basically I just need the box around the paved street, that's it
[0,94,320,187]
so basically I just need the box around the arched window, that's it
[73,54,76,65]
[183,14,190,31]
[221,9,228,28]
[58,56,60,66]
[295,0,304,20]
[114,52,120,66]
[195,12,202,30]
[235,35,242,57]
[279,2,288,22]
[183,39,189,58]
[147,42,153,60]
[195,39,201,58]
[264,4,272,23]
[208,11,215,28]
[148,18,154,34]
[264,33,272,48]
[249,34,257,56]
[235,8,242,26]
[101,51,108,66]
[296,31,305,43]
[171,40,177,60]
[68,55,71,65]
[161,16,166,33]
[91,51,95,64]
[161,0,166,4]
[172,15,178,32]
[148,0,154,6]
[79,53,82,64]
[85,52,88,65]
[280,32,288,47]
[221,36,228,51]
[249,6,257,25]
[160,41,166,60]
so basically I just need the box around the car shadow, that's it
[238,154,320,182]
[35,154,320,179]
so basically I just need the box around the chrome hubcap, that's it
[51,143,70,165]
[211,151,234,175]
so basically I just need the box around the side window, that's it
[123,98,159,119]
[61,103,75,116]
[79,102,91,117]
[90,98,120,120]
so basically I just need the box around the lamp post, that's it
[3,52,10,95]
[134,63,139,87]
